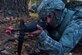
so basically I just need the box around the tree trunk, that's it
[0,0,4,10]
[0,0,29,17]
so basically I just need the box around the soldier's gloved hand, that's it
[31,25,43,37]
[5,26,14,35]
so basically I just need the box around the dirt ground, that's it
[0,16,39,55]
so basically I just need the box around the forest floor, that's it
[0,13,82,55]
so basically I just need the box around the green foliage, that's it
[31,0,36,4]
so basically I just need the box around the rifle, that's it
[12,19,47,55]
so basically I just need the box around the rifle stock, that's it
[13,19,47,55]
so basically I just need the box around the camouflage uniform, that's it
[37,0,82,55]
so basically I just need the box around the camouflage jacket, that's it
[37,9,82,55]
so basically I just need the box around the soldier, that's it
[30,0,82,55]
